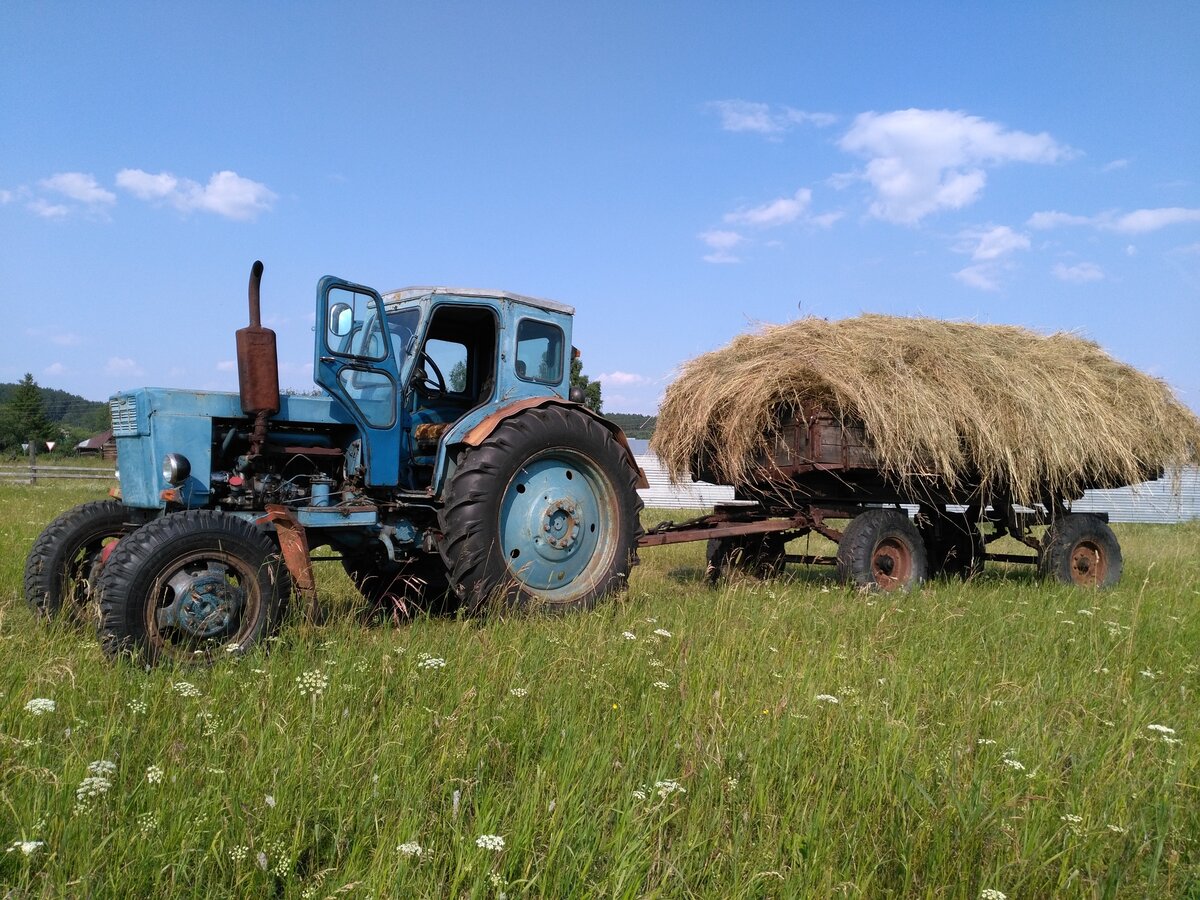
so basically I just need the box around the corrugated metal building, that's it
[630,435,1200,524]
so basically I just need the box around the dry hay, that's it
[652,314,1200,505]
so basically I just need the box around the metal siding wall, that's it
[633,449,1200,523]
[635,454,735,509]
[1073,468,1200,524]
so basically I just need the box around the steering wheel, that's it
[415,350,447,399]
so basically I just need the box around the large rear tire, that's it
[837,508,928,592]
[24,500,140,623]
[439,406,643,613]
[97,510,289,664]
[1039,513,1122,588]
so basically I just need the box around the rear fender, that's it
[432,398,648,494]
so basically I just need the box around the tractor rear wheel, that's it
[837,508,928,592]
[1039,513,1122,588]
[97,510,289,664]
[24,500,140,623]
[439,405,643,613]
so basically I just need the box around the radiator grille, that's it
[110,396,139,436]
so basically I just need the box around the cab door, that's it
[314,276,401,487]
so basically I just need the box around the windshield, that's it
[387,308,420,359]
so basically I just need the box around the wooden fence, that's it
[0,463,118,484]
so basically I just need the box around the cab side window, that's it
[515,320,563,384]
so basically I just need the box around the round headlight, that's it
[162,453,191,485]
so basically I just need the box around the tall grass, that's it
[1,483,1197,897]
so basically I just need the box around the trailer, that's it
[636,405,1125,591]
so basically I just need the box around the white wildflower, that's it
[1061,814,1083,824]
[397,841,423,858]
[648,658,664,668]
[296,670,329,697]
[977,738,997,746]
[653,628,672,638]
[87,759,116,777]
[475,833,505,851]
[979,890,1007,900]
[815,694,840,704]
[1002,758,1026,772]
[172,681,201,698]
[24,698,55,716]
[622,631,636,641]
[7,840,44,856]
[417,656,446,670]
[652,681,669,691]
[145,765,164,785]
[1076,609,1094,617]
[509,687,529,698]
[654,779,686,799]
[724,777,739,790]
[1147,724,1176,735]
[632,789,648,801]
[127,699,147,714]
[1107,823,1127,834]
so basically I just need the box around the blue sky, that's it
[3,2,1198,415]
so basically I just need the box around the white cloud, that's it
[50,332,83,347]
[105,357,143,376]
[1053,262,1105,283]
[709,100,835,135]
[1027,210,1096,229]
[27,198,70,219]
[957,224,1030,261]
[44,362,67,376]
[954,265,1001,292]
[116,168,178,200]
[1028,206,1200,234]
[724,189,812,228]
[598,371,650,386]
[1101,158,1129,172]
[0,189,13,204]
[116,168,277,220]
[40,172,116,206]
[1110,207,1200,234]
[216,359,236,372]
[839,109,1072,224]
[699,229,744,264]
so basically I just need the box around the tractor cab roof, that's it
[382,286,574,316]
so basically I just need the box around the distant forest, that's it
[605,412,656,440]
[0,383,109,433]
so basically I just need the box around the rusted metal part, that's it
[265,445,344,457]
[259,505,319,620]
[783,554,838,566]
[463,398,649,489]
[414,421,451,453]
[236,261,281,457]
[639,513,811,548]
[984,552,1039,565]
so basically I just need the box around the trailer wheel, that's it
[439,405,643,613]
[919,511,984,580]
[24,500,140,623]
[1039,514,1122,588]
[97,510,289,664]
[706,534,787,583]
[837,509,928,592]
[342,553,456,619]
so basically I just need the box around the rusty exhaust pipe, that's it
[236,260,280,457]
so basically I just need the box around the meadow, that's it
[1,481,1197,898]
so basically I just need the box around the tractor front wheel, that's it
[97,510,289,664]
[24,500,140,623]
[439,406,643,613]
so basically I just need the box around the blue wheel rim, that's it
[497,450,618,602]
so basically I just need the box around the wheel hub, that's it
[541,499,581,550]
[158,566,245,638]
[1069,540,1105,586]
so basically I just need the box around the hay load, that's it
[652,314,1200,506]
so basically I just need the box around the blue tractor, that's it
[24,263,645,663]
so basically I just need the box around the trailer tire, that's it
[706,534,787,583]
[342,554,456,619]
[97,510,289,664]
[919,511,984,580]
[440,405,643,613]
[837,508,927,592]
[24,500,140,623]
[1039,514,1122,588]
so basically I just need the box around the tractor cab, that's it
[315,279,575,492]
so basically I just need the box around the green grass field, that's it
[1,483,1198,897]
